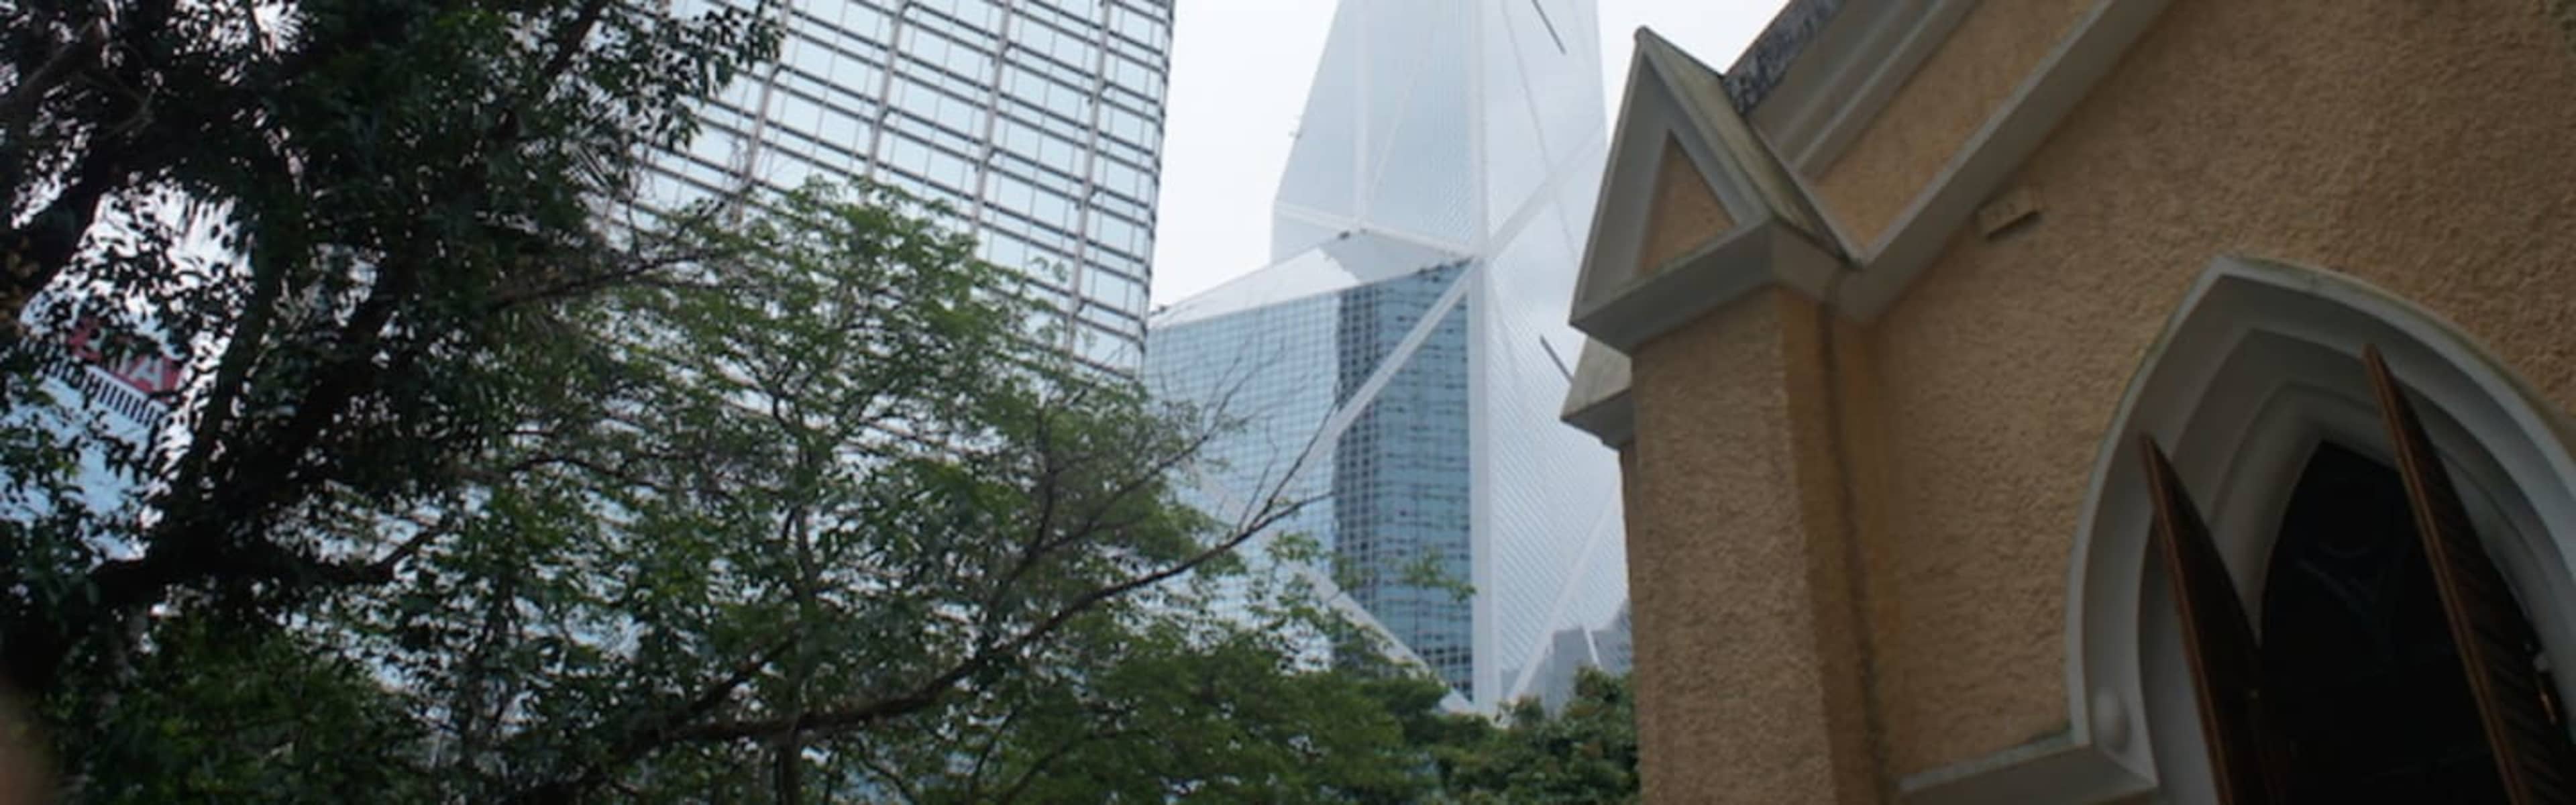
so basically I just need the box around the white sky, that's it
[1147,0,1793,304]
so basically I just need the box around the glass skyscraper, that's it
[1144,0,1628,708]
[644,0,1172,371]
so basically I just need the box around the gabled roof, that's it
[1628,28,1837,244]
[1720,0,1849,114]
[1557,28,1853,445]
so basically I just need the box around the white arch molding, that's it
[2059,256,2576,802]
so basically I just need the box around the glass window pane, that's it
[766,150,817,189]
[839,2,892,40]
[1044,0,1100,21]
[1106,54,1159,98]
[772,90,824,140]
[814,105,867,154]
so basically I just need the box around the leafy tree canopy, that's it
[0,1,1644,799]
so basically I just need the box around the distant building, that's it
[13,319,180,520]
[1564,1,2576,802]
[1146,0,1626,708]
[645,0,1174,371]
[1502,601,1631,712]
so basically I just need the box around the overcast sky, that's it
[1146,0,1792,304]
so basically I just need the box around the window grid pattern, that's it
[1144,259,1477,695]
[1331,264,1473,694]
[642,0,1172,372]
[1143,292,1342,629]
[1150,0,1624,710]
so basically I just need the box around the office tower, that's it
[1144,0,1626,708]
[645,0,1173,372]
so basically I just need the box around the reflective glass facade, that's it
[1146,0,1627,710]
[1332,264,1473,690]
[643,0,1172,371]
[1148,237,1477,690]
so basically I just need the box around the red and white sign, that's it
[63,319,184,397]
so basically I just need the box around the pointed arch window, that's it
[2142,347,2576,803]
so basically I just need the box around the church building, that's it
[1560,1,2576,801]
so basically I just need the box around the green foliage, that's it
[859,619,1451,804]
[43,616,430,804]
[1,0,784,699]
[4,168,1444,800]
[1441,667,1644,804]
[0,3,1654,796]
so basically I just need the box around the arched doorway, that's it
[2060,257,2576,802]
[2261,441,2519,802]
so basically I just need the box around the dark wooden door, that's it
[2365,346,2576,804]
[2140,435,2291,804]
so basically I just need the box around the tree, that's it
[13,176,1342,800]
[1,0,777,699]
[391,182,1321,801]
[1442,667,1643,804]
[846,618,1457,804]
[1,5,1649,796]
[836,527,1489,805]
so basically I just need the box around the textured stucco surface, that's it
[1854,0,2576,778]
[1612,0,2576,796]
[1642,138,1735,272]
[1627,292,1874,804]
[1776,294,1890,803]
[1806,0,2090,248]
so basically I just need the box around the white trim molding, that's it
[1839,0,2170,319]
[1747,0,1980,174]
[1558,28,1851,441]
[1564,28,1845,333]
[1558,0,2173,441]
[1560,337,1634,447]
[1911,256,2576,803]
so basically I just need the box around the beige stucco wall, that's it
[1807,0,2092,248]
[1625,290,1877,804]
[1853,0,2576,778]
[1642,138,1736,272]
[1777,294,1894,803]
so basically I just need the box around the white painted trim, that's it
[1566,30,1843,343]
[1562,386,1633,448]
[1568,40,1725,321]
[1841,0,2171,320]
[1748,0,1981,174]
[1559,0,2171,442]
[1569,218,1839,354]
[1898,731,2151,805]
[1968,256,2576,804]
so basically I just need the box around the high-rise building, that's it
[1503,600,1631,712]
[645,0,1173,371]
[1144,0,1627,708]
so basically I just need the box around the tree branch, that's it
[486,0,615,148]
[0,18,109,152]
[849,739,923,805]
[502,634,798,805]
[994,722,1130,805]
[666,491,1316,746]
